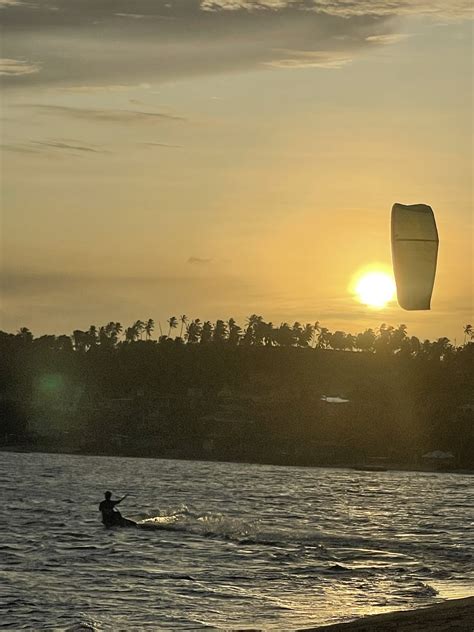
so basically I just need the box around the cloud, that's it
[143,142,183,148]
[203,0,473,18]
[187,257,213,265]
[202,0,291,9]
[59,83,151,93]
[365,33,411,44]
[266,49,353,68]
[32,139,107,153]
[2,139,108,156]
[20,104,186,123]
[0,58,40,76]
[2,0,470,89]
[114,13,146,19]
[306,1,473,19]
[1,143,41,154]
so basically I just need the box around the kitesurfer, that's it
[99,491,128,527]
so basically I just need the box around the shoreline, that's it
[1,445,473,475]
[300,597,474,632]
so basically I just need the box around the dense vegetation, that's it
[1,318,473,469]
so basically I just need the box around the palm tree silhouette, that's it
[200,321,213,344]
[167,316,178,338]
[87,325,98,347]
[179,315,188,339]
[145,319,155,340]
[213,319,227,342]
[17,327,33,343]
[132,320,145,340]
[463,324,473,345]
[276,322,294,347]
[72,329,88,351]
[296,323,314,347]
[316,327,331,349]
[227,318,241,345]
[124,327,136,343]
[354,328,376,352]
[330,330,347,351]
[186,319,201,343]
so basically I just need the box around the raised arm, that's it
[114,494,128,505]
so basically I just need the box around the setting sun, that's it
[354,271,396,309]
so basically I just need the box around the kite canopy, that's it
[391,203,439,310]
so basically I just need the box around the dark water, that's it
[1,452,473,630]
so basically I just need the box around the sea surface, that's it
[1,452,473,630]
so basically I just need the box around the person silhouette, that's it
[99,491,128,527]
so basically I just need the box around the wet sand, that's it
[302,597,474,632]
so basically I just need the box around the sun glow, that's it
[354,270,396,309]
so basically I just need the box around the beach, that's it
[304,597,474,632]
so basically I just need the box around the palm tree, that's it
[354,328,376,352]
[133,320,145,340]
[124,326,137,343]
[312,321,321,348]
[262,321,276,346]
[213,319,228,342]
[145,318,155,340]
[57,334,73,352]
[330,330,347,351]
[243,314,263,345]
[227,318,241,345]
[296,323,314,347]
[374,324,394,353]
[200,321,213,344]
[276,322,294,347]
[16,327,33,343]
[463,324,473,345]
[112,322,122,345]
[72,329,88,351]
[96,322,120,348]
[254,319,268,345]
[98,326,109,348]
[87,325,98,347]
[179,315,188,338]
[410,335,421,356]
[316,327,331,349]
[345,333,355,352]
[390,324,408,353]
[292,322,303,347]
[167,316,178,338]
[431,337,453,361]
[186,319,202,343]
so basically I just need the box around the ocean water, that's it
[1,452,473,630]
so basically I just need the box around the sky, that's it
[1,0,473,342]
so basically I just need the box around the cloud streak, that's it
[2,0,470,89]
[2,139,108,156]
[19,104,186,123]
[266,49,353,68]
[32,140,107,153]
[187,257,213,265]
[0,58,40,76]
[144,142,183,148]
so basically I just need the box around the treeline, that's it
[1,318,473,468]
[7,317,474,355]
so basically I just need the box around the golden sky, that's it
[1,0,473,342]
